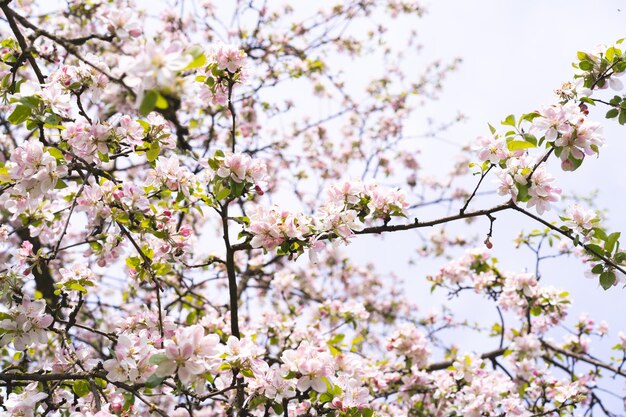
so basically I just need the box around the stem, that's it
[227,79,237,152]
[509,203,626,276]
[0,2,45,84]
[426,347,507,371]
[460,164,493,214]
[221,203,240,338]
[117,222,164,339]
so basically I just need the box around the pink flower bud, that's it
[561,159,575,171]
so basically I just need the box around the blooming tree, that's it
[0,1,626,416]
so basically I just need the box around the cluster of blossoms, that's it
[507,333,543,377]
[562,204,598,241]
[325,180,409,222]
[62,120,112,163]
[62,112,174,164]
[432,355,530,417]
[429,247,495,288]
[100,327,373,413]
[497,154,562,215]
[197,43,248,105]
[4,139,66,199]
[248,205,314,252]
[0,297,53,350]
[475,93,604,215]
[430,248,570,333]
[4,382,48,417]
[152,325,223,390]
[128,40,192,94]
[386,323,430,367]
[206,150,268,199]
[147,155,196,196]
[318,299,370,324]
[387,346,588,417]
[9,58,108,121]
[47,61,109,98]
[497,273,570,333]
[100,7,143,39]
[76,179,118,226]
[103,331,159,384]
[56,264,97,294]
[211,42,247,74]
[281,341,336,393]
[150,211,195,260]
[530,102,604,170]
[247,180,408,260]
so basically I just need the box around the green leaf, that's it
[54,179,68,189]
[145,374,165,388]
[501,114,515,126]
[125,256,141,269]
[605,232,621,253]
[591,264,604,274]
[216,187,231,200]
[146,141,161,162]
[232,180,246,197]
[507,140,536,151]
[139,90,158,116]
[149,353,168,365]
[580,97,596,106]
[600,271,616,290]
[8,105,31,125]
[67,282,87,293]
[94,377,107,389]
[515,183,530,202]
[586,244,604,256]
[522,133,537,146]
[271,403,284,415]
[519,112,541,123]
[593,227,608,241]
[566,154,584,171]
[183,53,207,70]
[155,92,169,110]
[123,391,135,410]
[186,310,197,325]
[47,147,64,160]
[606,47,616,63]
[207,158,219,170]
[153,262,171,276]
[606,108,619,119]
[579,60,594,71]
[73,380,91,398]
[137,119,150,131]
[319,392,334,403]
[619,110,626,125]
[98,151,110,163]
